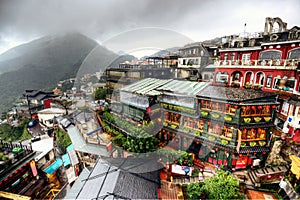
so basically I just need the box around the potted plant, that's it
[244,82,252,89]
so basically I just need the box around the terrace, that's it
[214,59,299,69]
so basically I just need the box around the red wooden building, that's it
[214,17,300,94]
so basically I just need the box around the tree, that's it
[185,170,243,200]
[201,170,243,200]
[53,99,73,115]
[94,87,106,100]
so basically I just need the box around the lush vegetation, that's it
[0,119,31,142]
[93,87,106,100]
[102,112,159,153]
[55,128,72,152]
[156,149,194,166]
[186,170,243,200]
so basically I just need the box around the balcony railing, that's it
[215,59,299,69]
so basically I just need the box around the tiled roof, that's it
[196,86,277,102]
[237,146,270,154]
[74,157,161,199]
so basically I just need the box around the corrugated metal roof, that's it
[156,80,209,96]
[121,78,171,96]
[121,78,209,97]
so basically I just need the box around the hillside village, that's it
[0,17,300,200]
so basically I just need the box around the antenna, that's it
[244,23,247,37]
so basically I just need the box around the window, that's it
[224,54,228,61]
[230,53,235,60]
[242,54,250,61]
[273,77,280,89]
[259,50,282,60]
[204,74,210,80]
[216,72,228,83]
[201,100,212,110]
[266,75,272,88]
[183,59,186,65]
[198,120,204,131]
[288,48,300,59]
[256,72,265,86]
[281,101,289,115]
[226,104,236,115]
[222,127,234,138]
[212,102,225,112]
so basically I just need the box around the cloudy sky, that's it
[0,0,299,56]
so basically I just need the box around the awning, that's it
[44,158,63,174]
[278,95,291,101]
[288,99,300,107]
[62,154,71,167]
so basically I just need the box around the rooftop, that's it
[71,157,161,199]
[121,78,209,97]
[196,85,277,102]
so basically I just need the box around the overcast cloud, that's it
[0,0,299,54]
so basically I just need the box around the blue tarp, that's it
[62,154,71,167]
[86,127,103,136]
[66,144,75,152]
[44,158,63,174]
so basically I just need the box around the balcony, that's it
[215,59,299,69]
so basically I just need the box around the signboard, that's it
[106,142,113,152]
[279,179,287,189]
[171,164,193,176]
[66,166,77,184]
[30,160,38,177]
[236,130,242,153]
[120,91,149,109]
[68,150,79,166]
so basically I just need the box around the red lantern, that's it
[262,152,266,154]
[234,105,238,109]
[258,106,262,109]
[201,100,204,103]
[226,104,229,107]
[272,105,277,109]
[251,106,256,110]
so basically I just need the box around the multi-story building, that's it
[178,42,217,81]
[105,56,178,101]
[213,17,300,146]
[22,90,59,118]
[106,78,278,170]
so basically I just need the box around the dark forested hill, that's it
[0,32,135,113]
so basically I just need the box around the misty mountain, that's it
[0,32,135,113]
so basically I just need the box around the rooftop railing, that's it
[215,59,299,69]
